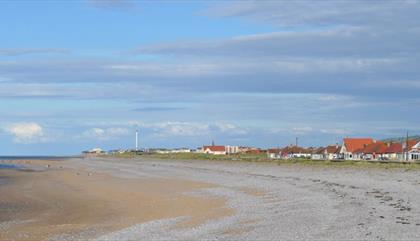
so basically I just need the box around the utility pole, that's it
[406,130,409,161]
[295,137,298,147]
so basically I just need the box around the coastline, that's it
[2,156,420,240]
[0,158,232,241]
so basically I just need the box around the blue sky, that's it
[1,0,419,155]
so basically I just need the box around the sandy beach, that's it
[0,158,231,241]
[1,157,420,240]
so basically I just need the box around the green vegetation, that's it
[274,158,420,170]
[147,152,269,162]
[108,152,420,170]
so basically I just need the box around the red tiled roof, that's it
[326,145,341,154]
[282,146,311,154]
[267,148,282,154]
[203,145,226,152]
[343,138,374,153]
[355,141,388,154]
[406,140,418,150]
[384,143,402,153]
[383,140,419,153]
[313,147,326,154]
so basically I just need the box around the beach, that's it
[1,157,420,240]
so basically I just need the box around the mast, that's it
[406,130,409,161]
[135,129,139,151]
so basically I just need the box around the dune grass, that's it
[107,152,420,170]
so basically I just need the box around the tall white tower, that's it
[135,129,139,151]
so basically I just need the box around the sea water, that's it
[0,163,18,169]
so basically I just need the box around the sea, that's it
[0,163,19,169]
[0,156,79,169]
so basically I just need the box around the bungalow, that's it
[267,148,282,159]
[340,138,374,160]
[409,141,420,161]
[354,141,388,160]
[312,145,341,160]
[281,146,312,159]
[311,147,325,160]
[203,145,226,155]
[391,140,419,161]
[238,146,262,154]
[383,142,403,160]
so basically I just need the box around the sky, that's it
[1,0,420,155]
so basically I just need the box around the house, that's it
[311,147,325,160]
[202,145,226,155]
[340,138,374,160]
[238,146,262,154]
[267,148,282,159]
[354,141,388,160]
[408,141,420,161]
[170,148,192,153]
[281,146,312,159]
[225,145,239,154]
[387,140,420,161]
[83,148,105,155]
[383,142,403,160]
[312,145,341,160]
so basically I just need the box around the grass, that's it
[107,152,420,170]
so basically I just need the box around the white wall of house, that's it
[268,153,281,159]
[225,146,239,154]
[203,148,226,155]
[311,154,323,160]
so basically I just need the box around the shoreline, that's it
[0,158,233,241]
[2,156,420,240]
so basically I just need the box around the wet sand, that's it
[0,159,232,241]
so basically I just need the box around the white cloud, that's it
[82,127,130,141]
[320,128,351,135]
[4,122,46,144]
[292,126,313,134]
[214,123,248,135]
[125,121,248,138]
[147,122,210,137]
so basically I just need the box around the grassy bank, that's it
[106,152,420,170]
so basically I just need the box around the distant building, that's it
[408,141,420,160]
[311,145,341,160]
[267,148,282,159]
[340,138,374,160]
[171,148,192,153]
[354,141,388,160]
[281,146,312,159]
[83,148,105,155]
[383,143,404,160]
[202,145,226,155]
[238,146,261,154]
[225,145,239,154]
